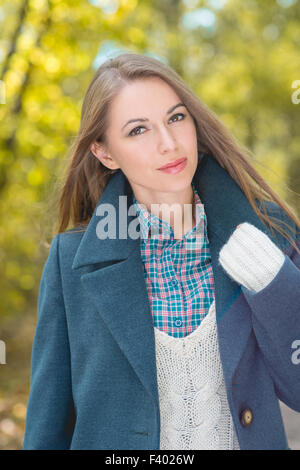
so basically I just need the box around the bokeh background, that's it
[0,0,300,450]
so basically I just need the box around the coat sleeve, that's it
[241,228,300,413]
[23,234,75,449]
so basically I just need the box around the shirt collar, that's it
[132,183,206,241]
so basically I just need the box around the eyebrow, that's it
[121,102,187,131]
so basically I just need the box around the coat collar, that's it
[71,151,278,410]
[72,150,279,269]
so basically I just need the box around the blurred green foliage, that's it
[0,0,299,449]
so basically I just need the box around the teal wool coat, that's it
[23,152,300,450]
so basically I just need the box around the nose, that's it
[157,125,178,153]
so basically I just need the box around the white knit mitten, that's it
[218,222,285,293]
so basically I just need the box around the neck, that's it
[134,185,196,239]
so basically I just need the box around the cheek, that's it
[119,151,149,173]
[184,120,197,139]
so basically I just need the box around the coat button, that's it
[240,408,253,427]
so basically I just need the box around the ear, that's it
[90,141,120,171]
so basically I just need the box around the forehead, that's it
[109,78,180,116]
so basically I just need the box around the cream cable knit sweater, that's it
[154,222,285,450]
[154,299,240,450]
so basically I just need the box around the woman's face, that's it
[90,77,199,205]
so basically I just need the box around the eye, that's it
[170,112,186,123]
[128,125,146,137]
[128,112,186,137]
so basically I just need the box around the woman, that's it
[23,53,300,450]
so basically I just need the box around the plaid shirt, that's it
[132,183,215,338]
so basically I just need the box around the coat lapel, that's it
[72,170,161,408]
[71,151,278,408]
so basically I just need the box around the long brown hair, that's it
[50,53,300,254]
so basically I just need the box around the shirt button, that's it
[240,408,253,427]
[174,318,182,327]
[170,279,178,287]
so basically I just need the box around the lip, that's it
[158,157,187,174]
[157,157,187,170]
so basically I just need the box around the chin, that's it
[160,178,193,192]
